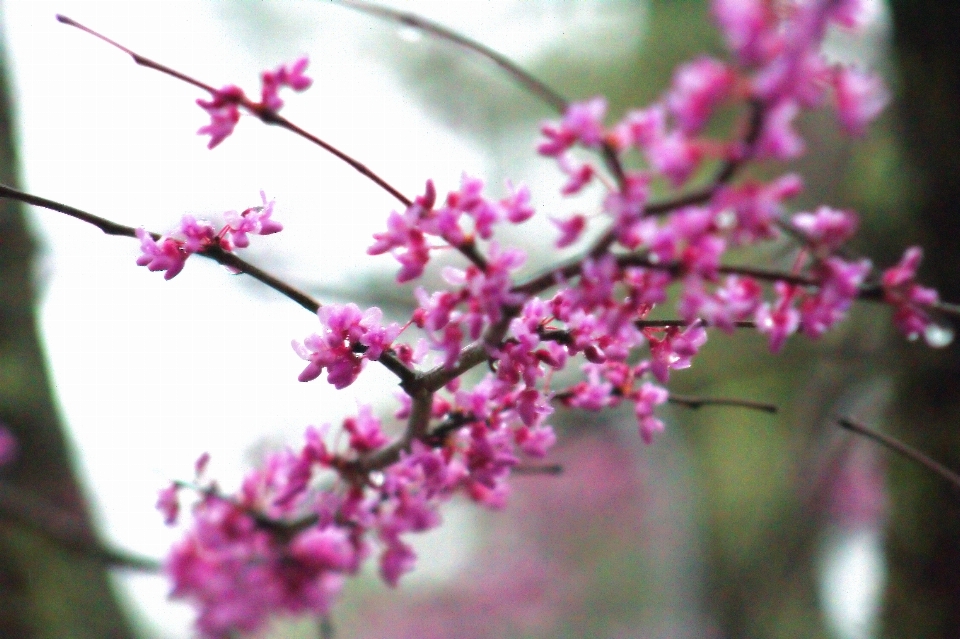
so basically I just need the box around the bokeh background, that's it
[0,1,958,638]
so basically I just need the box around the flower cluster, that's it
[159,397,557,637]
[136,191,281,279]
[135,1,950,637]
[197,57,312,149]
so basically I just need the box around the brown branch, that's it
[513,463,564,475]
[668,393,778,413]
[56,14,411,208]
[0,480,160,571]
[334,0,568,114]
[0,184,419,384]
[837,417,960,493]
[645,99,767,217]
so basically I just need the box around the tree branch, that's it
[837,416,960,493]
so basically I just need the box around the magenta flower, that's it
[668,56,734,135]
[135,228,188,280]
[260,56,313,111]
[196,85,244,149]
[833,66,889,137]
[633,383,669,444]
[882,247,939,341]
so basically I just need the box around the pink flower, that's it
[135,228,188,280]
[756,282,801,352]
[157,483,181,526]
[500,181,536,223]
[833,66,889,137]
[881,247,939,341]
[196,85,244,149]
[538,97,607,156]
[668,57,735,135]
[343,405,389,453]
[711,0,775,65]
[551,214,587,249]
[260,56,313,111]
[632,383,669,444]
[225,191,283,248]
[791,206,858,251]
[293,304,399,388]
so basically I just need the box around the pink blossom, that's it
[343,405,389,453]
[260,56,312,111]
[791,206,859,251]
[833,66,889,137]
[501,181,536,223]
[668,56,735,135]
[882,247,939,341]
[135,228,188,280]
[632,383,669,444]
[551,214,588,248]
[157,483,181,526]
[293,304,398,388]
[755,101,805,160]
[538,97,607,156]
[799,257,871,338]
[648,323,708,383]
[711,0,775,65]
[225,191,282,248]
[196,85,244,149]
[756,282,801,352]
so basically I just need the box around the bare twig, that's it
[837,417,960,493]
[669,393,778,413]
[334,0,568,113]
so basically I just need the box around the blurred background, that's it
[0,1,958,637]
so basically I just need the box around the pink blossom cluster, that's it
[159,397,557,638]
[197,56,312,149]
[151,1,949,637]
[136,191,281,279]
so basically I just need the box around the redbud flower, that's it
[833,66,889,137]
[196,85,244,149]
[135,228,188,280]
[668,56,734,135]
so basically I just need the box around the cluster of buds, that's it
[135,191,281,280]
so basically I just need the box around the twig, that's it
[334,0,568,113]
[334,1,628,193]
[837,417,960,492]
[0,183,322,313]
[56,14,411,208]
[668,393,778,413]
[0,184,418,384]
[513,463,564,475]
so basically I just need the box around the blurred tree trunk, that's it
[0,7,138,639]
[883,2,960,637]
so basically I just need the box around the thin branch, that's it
[837,417,960,493]
[513,463,564,475]
[668,393,778,413]
[0,480,160,571]
[56,14,411,208]
[645,99,767,217]
[334,0,568,113]
[0,183,323,314]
